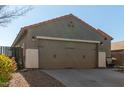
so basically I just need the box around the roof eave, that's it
[11,28,27,47]
[96,29,113,40]
[70,15,113,41]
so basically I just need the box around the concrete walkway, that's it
[43,69,124,87]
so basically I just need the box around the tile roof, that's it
[111,41,124,51]
[96,29,113,40]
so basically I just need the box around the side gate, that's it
[0,46,24,69]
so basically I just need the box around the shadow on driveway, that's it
[19,69,65,87]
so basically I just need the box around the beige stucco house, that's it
[111,41,124,65]
[12,14,113,69]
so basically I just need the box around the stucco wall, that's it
[14,32,28,65]
[112,50,124,65]
[25,15,111,58]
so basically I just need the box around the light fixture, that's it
[100,42,103,46]
[32,36,36,41]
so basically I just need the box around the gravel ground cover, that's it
[9,69,65,87]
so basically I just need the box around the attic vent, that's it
[67,21,74,28]
[104,37,107,40]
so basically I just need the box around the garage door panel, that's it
[39,40,97,69]
[39,47,67,68]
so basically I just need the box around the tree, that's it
[0,5,32,26]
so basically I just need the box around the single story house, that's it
[111,41,124,65]
[12,14,113,69]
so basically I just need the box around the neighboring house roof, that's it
[12,14,113,46]
[111,41,124,51]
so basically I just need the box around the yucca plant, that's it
[0,54,17,86]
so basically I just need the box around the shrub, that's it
[0,54,17,86]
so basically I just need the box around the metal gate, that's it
[0,46,23,69]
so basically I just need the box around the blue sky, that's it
[0,5,123,46]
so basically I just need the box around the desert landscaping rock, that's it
[9,73,30,87]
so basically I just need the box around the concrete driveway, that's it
[43,69,124,87]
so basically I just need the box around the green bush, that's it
[0,54,17,86]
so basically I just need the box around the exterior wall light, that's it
[100,42,104,46]
[32,36,36,41]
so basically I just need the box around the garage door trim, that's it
[35,36,100,44]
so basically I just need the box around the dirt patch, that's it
[9,70,65,87]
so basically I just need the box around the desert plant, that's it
[0,54,17,86]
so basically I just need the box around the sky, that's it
[0,5,124,46]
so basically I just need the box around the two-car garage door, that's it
[39,39,98,69]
